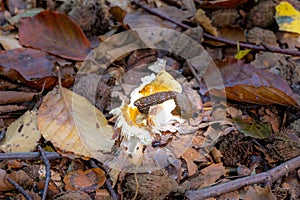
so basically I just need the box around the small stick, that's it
[0,152,61,160]
[6,177,32,200]
[132,0,300,57]
[185,155,300,200]
[89,160,119,200]
[38,146,51,200]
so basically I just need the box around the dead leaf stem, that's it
[132,0,300,57]
[185,155,300,200]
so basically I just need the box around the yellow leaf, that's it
[0,110,41,152]
[235,49,251,60]
[275,2,300,34]
[194,9,218,36]
[38,87,115,161]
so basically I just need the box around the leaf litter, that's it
[0,0,299,199]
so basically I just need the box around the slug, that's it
[134,91,194,121]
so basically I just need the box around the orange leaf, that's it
[64,168,106,193]
[19,10,91,61]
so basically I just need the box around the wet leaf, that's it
[200,57,300,108]
[19,10,91,61]
[38,87,115,160]
[232,118,271,139]
[275,2,300,34]
[0,48,74,90]
[0,110,41,152]
[64,168,106,193]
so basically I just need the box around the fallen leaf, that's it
[200,57,300,108]
[52,191,92,200]
[182,148,202,177]
[0,48,74,90]
[0,110,41,152]
[277,32,300,50]
[244,186,276,200]
[194,9,218,36]
[235,49,251,60]
[199,0,249,9]
[189,163,225,189]
[38,87,115,161]
[0,169,33,192]
[19,10,91,61]
[64,168,106,193]
[232,118,271,139]
[124,170,178,200]
[275,1,300,34]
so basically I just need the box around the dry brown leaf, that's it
[244,186,276,200]
[52,191,92,200]
[64,168,106,193]
[182,148,202,177]
[189,163,225,189]
[194,9,218,36]
[0,169,33,192]
[38,87,115,161]
[0,110,41,152]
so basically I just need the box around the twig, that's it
[38,146,51,200]
[132,173,139,200]
[89,160,119,200]
[6,177,32,200]
[132,0,300,57]
[0,152,61,160]
[185,155,300,200]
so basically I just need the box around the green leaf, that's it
[232,118,271,139]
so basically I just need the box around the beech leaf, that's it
[0,110,41,152]
[38,87,115,161]
[200,57,300,108]
[19,10,91,61]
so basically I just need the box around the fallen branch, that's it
[185,155,300,200]
[0,152,61,160]
[7,177,32,200]
[132,0,300,57]
[38,146,51,200]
